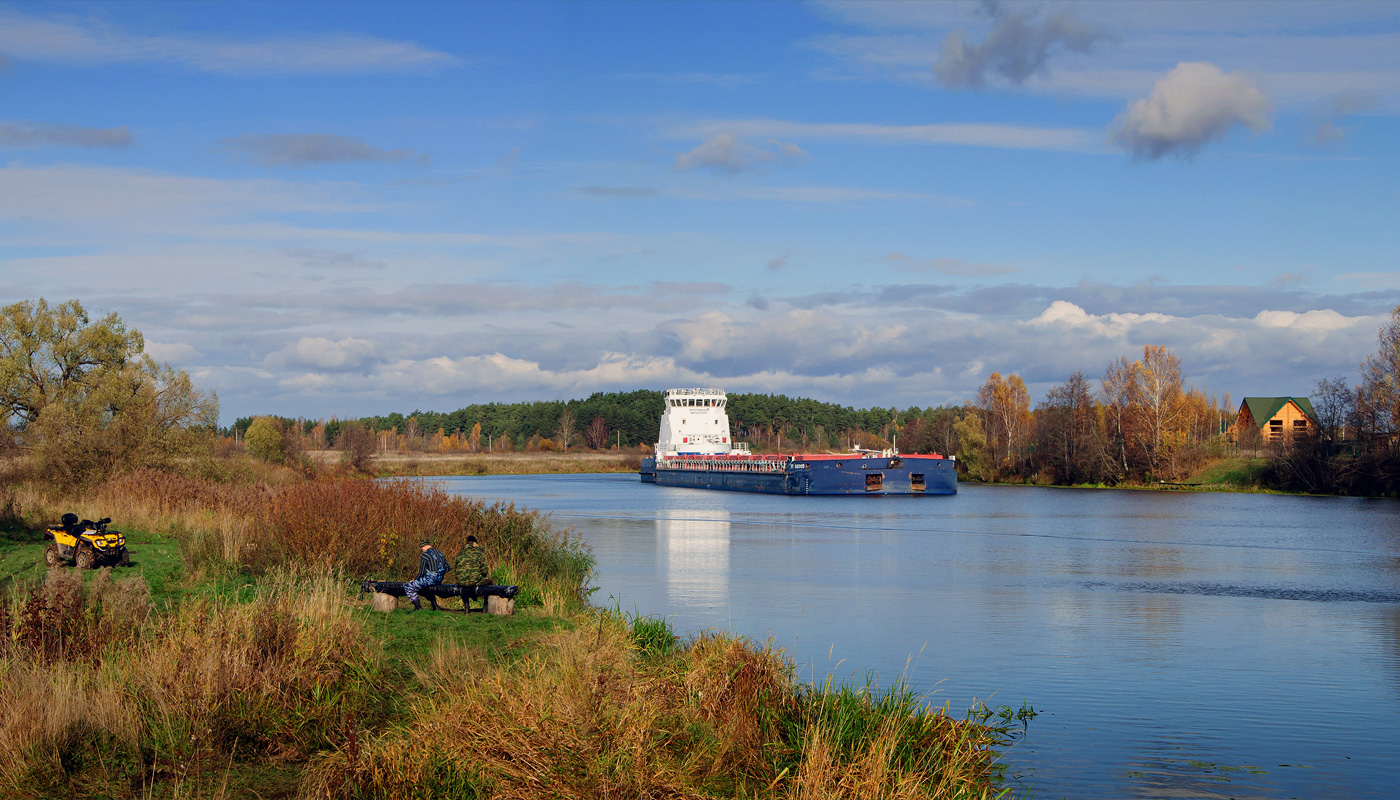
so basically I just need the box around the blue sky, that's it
[2,0,1397,423]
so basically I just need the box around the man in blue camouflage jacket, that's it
[405,538,449,612]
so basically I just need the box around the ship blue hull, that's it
[639,455,956,496]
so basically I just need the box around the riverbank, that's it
[306,449,641,477]
[0,470,1031,799]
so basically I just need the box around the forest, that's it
[218,305,1400,495]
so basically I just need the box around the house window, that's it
[1294,420,1308,428]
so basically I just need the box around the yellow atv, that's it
[44,513,130,569]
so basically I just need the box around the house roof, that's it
[1240,397,1318,427]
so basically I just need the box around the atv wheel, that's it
[44,543,62,568]
[119,549,130,567]
[75,544,95,570]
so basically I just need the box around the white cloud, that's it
[218,133,429,168]
[934,5,1108,89]
[1029,300,1174,337]
[0,9,459,75]
[0,164,362,232]
[267,337,377,371]
[674,132,808,174]
[1253,309,1358,334]
[357,352,694,397]
[144,341,201,363]
[0,121,133,148]
[1111,62,1273,159]
[672,118,1097,153]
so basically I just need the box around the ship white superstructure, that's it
[655,388,747,456]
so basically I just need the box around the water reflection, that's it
[438,474,1400,800]
[657,511,729,608]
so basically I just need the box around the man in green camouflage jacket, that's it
[454,535,490,611]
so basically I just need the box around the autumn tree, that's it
[584,414,609,450]
[975,372,1031,474]
[336,421,376,472]
[0,298,143,424]
[1311,376,1354,443]
[1362,304,1400,439]
[2,298,218,485]
[245,417,285,463]
[1133,345,1185,477]
[953,407,990,481]
[468,421,482,452]
[1099,355,1139,480]
[1035,371,1101,484]
[555,405,575,450]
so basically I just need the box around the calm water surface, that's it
[440,474,1400,800]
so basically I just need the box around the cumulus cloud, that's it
[934,3,1108,89]
[267,337,377,371]
[1029,299,1174,337]
[0,9,458,75]
[674,131,808,174]
[218,133,428,168]
[0,121,133,148]
[38,277,1396,422]
[1110,62,1273,160]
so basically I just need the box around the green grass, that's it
[1184,457,1270,488]
[1,523,187,603]
[364,603,569,668]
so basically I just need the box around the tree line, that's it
[224,390,969,459]
[1260,305,1400,496]
[12,295,1397,494]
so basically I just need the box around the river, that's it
[439,473,1400,800]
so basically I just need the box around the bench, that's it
[359,579,520,615]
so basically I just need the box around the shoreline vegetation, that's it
[1,461,1035,800]
[331,449,1329,499]
[7,295,1396,797]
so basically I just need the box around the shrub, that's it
[245,417,285,463]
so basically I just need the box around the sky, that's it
[2,0,1398,424]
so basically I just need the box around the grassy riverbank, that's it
[306,449,642,477]
[1,468,1032,799]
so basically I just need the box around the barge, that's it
[638,388,956,496]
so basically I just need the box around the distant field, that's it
[306,449,641,476]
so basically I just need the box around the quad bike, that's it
[44,513,130,569]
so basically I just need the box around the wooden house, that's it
[1235,397,1319,445]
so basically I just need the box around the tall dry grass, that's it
[11,467,594,607]
[265,478,592,608]
[3,465,1026,799]
[300,612,1021,800]
[0,569,381,798]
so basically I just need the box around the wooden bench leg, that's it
[486,596,515,616]
[371,592,399,612]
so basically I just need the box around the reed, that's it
[300,611,1024,800]
[9,467,594,608]
[1,466,1028,799]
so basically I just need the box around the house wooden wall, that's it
[1237,400,1315,445]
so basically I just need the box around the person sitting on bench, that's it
[405,538,449,612]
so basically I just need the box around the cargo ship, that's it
[638,388,957,495]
